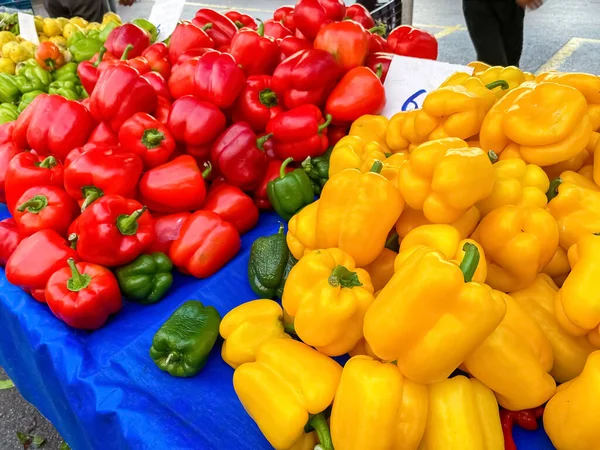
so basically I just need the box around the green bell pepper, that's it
[67,30,86,48]
[14,60,38,77]
[87,29,100,41]
[248,224,297,299]
[18,90,44,113]
[48,81,80,100]
[0,102,18,124]
[115,252,173,304]
[0,73,21,103]
[52,62,79,83]
[132,18,158,43]
[267,157,315,221]
[301,147,332,196]
[149,300,221,377]
[70,36,103,63]
[99,21,119,43]
[14,65,53,94]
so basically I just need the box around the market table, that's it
[0,202,556,449]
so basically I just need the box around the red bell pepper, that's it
[63,145,143,211]
[14,186,77,237]
[35,41,64,71]
[173,48,217,68]
[225,10,257,30]
[0,141,21,203]
[314,20,370,71]
[45,258,121,330]
[387,25,438,60]
[141,71,171,100]
[231,75,283,132]
[192,9,238,50]
[229,22,279,77]
[5,153,64,214]
[345,4,375,29]
[119,112,175,170]
[294,0,346,41]
[146,212,191,254]
[77,47,108,95]
[273,6,296,32]
[500,407,544,450]
[252,159,292,209]
[263,19,293,40]
[153,96,171,125]
[125,54,150,74]
[366,52,393,82]
[96,44,134,72]
[369,29,389,54]
[204,182,259,234]
[211,122,269,191]
[0,121,14,143]
[272,49,342,110]
[87,122,118,146]
[278,36,312,61]
[266,104,330,160]
[0,218,22,267]
[328,124,349,147]
[325,66,386,124]
[170,210,241,278]
[76,195,153,267]
[168,21,214,65]
[105,23,151,59]
[167,96,226,156]
[139,155,210,214]
[142,42,171,79]
[5,229,78,302]
[90,64,157,132]
[12,94,96,161]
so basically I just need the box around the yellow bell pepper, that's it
[497,142,524,161]
[510,274,595,383]
[398,224,487,283]
[420,376,504,450]
[328,135,387,177]
[476,158,549,216]
[578,164,594,181]
[315,162,404,267]
[396,206,481,240]
[363,246,397,292]
[348,115,389,152]
[557,169,600,191]
[542,246,571,287]
[363,244,506,384]
[233,338,342,450]
[282,248,374,356]
[477,66,527,98]
[286,200,319,260]
[380,151,410,187]
[464,292,556,410]
[592,134,600,187]
[544,149,591,180]
[386,109,439,153]
[330,356,429,450]
[348,338,381,359]
[220,299,291,369]
[472,205,559,291]
[398,138,495,224]
[467,61,491,76]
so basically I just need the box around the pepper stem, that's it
[375,63,383,79]
[547,177,562,202]
[317,115,332,134]
[81,186,104,211]
[369,22,387,36]
[328,265,363,288]
[488,150,498,163]
[256,19,264,37]
[256,133,272,150]
[277,223,285,235]
[459,243,480,283]
[280,157,293,178]
[16,195,48,214]
[142,128,165,149]
[38,156,57,169]
[485,80,509,90]
[370,160,383,173]
[202,161,212,179]
[385,232,399,251]
[259,88,278,107]
[66,258,91,292]
[234,20,244,29]
[307,413,333,450]
[93,47,107,68]
[116,206,147,236]
[121,44,134,60]
[202,23,213,31]
[283,322,296,335]
[68,233,78,250]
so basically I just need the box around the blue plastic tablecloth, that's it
[0,203,555,450]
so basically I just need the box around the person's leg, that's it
[463,0,508,66]
[63,0,108,22]
[498,1,526,66]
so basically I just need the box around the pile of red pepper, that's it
[0,1,438,331]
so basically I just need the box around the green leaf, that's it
[31,435,45,448]
[16,431,29,445]
[59,442,71,450]
[0,378,14,389]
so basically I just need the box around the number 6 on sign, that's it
[402,89,427,111]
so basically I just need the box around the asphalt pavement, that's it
[1,0,599,449]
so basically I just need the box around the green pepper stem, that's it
[280,157,294,178]
[259,88,277,107]
[66,258,91,292]
[142,128,165,149]
[369,22,387,36]
[202,23,213,31]
[277,223,284,235]
[93,47,107,68]
[38,156,57,169]
[256,19,264,37]
[547,177,562,202]
[385,232,399,251]
[459,243,480,283]
[256,133,272,150]
[488,150,498,163]
[116,206,147,236]
[81,186,104,212]
[328,265,363,288]
[375,63,383,79]
[234,20,244,29]
[68,233,78,250]
[485,80,509,91]
[308,413,333,450]
[121,44,134,60]
[283,322,296,335]
[16,194,48,214]
[317,114,332,134]
[202,161,212,179]
[370,160,383,173]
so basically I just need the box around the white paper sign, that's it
[381,55,474,118]
[17,13,39,45]
[148,0,185,42]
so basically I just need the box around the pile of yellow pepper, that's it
[220,63,600,450]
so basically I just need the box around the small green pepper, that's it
[18,90,44,113]
[99,21,119,43]
[149,301,221,377]
[0,102,18,124]
[52,62,79,83]
[14,64,53,94]
[267,157,315,221]
[70,36,103,63]
[301,147,332,196]
[0,73,21,103]
[115,252,173,304]
[67,30,86,48]
[132,18,158,43]
[48,80,80,100]
[87,29,100,41]
[14,59,38,77]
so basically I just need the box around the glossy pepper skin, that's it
[141,42,171,79]
[0,141,22,203]
[150,300,221,377]
[273,6,296,32]
[45,258,121,329]
[396,206,481,241]
[14,63,53,94]
[473,205,559,292]
[204,182,259,234]
[195,51,246,109]
[0,103,18,123]
[88,122,118,146]
[477,65,527,98]
[14,186,77,238]
[77,46,107,95]
[146,212,190,255]
[267,157,315,221]
[233,338,342,450]
[118,112,175,170]
[464,291,555,410]
[0,219,22,267]
[387,25,438,60]
[364,244,507,384]
[168,21,214,65]
[345,3,375,28]
[225,10,257,29]
[302,147,332,195]
[252,159,292,209]
[192,9,238,50]
[544,351,600,450]
[115,252,173,304]
[229,22,279,76]
[314,21,369,72]
[76,195,153,267]
[385,109,439,153]
[141,71,170,100]
[283,248,374,356]
[315,162,404,267]
[349,114,389,149]
[511,274,595,383]
[263,19,293,39]
[105,23,150,59]
[328,135,387,177]
[5,230,78,303]
[399,138,495,224]
[271,49,342,110]
[287,200,319,260]
[69,32,103,63]
[278,35,312,61]
[294,0,346,41]
[170,210,241,278]
[232,75,283,132]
